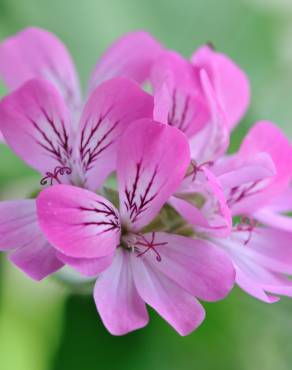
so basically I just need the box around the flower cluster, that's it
[0,27,292,335]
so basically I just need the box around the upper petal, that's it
[134,232,235,302]
[0,79,73,175]
[89,31,163,92]
[151,51,209,138]
[117,119,190,231]
[213,152,276,215]
[94,248,149,335]
[0,199,63,280]
[76,77,153,191]
[36,184,121,258]
[0,27,81,112]
[191,45,250,130]
[189,70,229,163]
[239,121,292,198]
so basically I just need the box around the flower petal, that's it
[131,252,205,336]
[76,77,153,191]
[151,51,209,137]
[213,152,276,215]
[134,232,235,301]
[0,79,73,176]
[37,184,121,258]
[172,166,232,237]
[191,45,250,129]
[89,31,162,91]
[214,228,292,302]
[189,70,229,162]
[56,252,114,277]
[239,121,292,197]
[0,199,63,280]
[118,119,190,231]
[215,152,276,189]
[254,208,292,233]
[94,248,149,335]
[0,27,81,112]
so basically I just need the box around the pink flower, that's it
[0,35,156,279]
[36,119,235,335]
[174,120,292,302]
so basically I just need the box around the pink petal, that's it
[239,121,292,197]
[131,252,205,336]
[0,199,63,280]
[192,45,250,130]
[117,119,190,231]
[151,51,209,137]
[89,31,162,92]
[0,27,81,112]
[242,228,292,274]
[94,248,148,335]
[215,152,276,189]
[0,79,73,176]
[213,152,276,215]
[264,187,292,212]
[77,77,153,191]
[135,232,235,301]
[9,238,63,281]
[171,167,232,237]
[253,187,292,232]
[37,184,121,259]
[189,70,229,163]
[254,208,292,233]
[56,252,114,277]
[214,228,292,302]
[235,268,279,303]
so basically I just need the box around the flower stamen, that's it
[136,232,167,262]
[40,166,72,186]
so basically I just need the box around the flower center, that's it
[121,232,166,262]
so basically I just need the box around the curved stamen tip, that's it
[40,166,72,186]
[235,216,257,245]
[136,232,166,262]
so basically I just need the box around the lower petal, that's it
[94,249,148,335]
[136,232,235,302]
[131,254,205,336]
[57,252,113,277]
[0,199,63,280]
[9,237,63,280]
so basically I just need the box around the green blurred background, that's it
[1,0,292,369]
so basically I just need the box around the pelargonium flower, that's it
[173,120,292,302]
[36,119,235,335]
[0,76,153,279]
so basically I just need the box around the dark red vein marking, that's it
[136,232,167,262]
[227,180,262,207]
[124,162,159,223]
[168,90,191,133]
[79,200,120,234]
[26,107,72,166]
[79,107,120,172]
